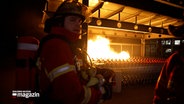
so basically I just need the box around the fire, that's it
[87,35,130,61]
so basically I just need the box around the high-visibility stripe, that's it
[46,63,75,82]
[18,43,38,51]
[81,86,91,104]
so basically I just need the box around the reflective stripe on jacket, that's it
[39,27,102,104]
[44,63,75,82]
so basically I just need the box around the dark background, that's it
[0,1,46,103]
[0,0,46,68]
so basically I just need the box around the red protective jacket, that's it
[38,27,102,104]
[153,48,184,104]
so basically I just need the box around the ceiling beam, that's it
[122,10,142,21]
[154,0,184,9]
[108,0,183,19]
[137,14,157,24]
[104,6,125,18]
[90,1,104,14]
[89,17,169,35]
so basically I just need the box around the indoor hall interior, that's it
[1,0,184,104]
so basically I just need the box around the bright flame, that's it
[87,35,130,60]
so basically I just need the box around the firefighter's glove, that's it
[86,77,99,87]
[86,74,105,87]
[81,68,96,80]
[88,68,97,77]
[84,69,99,86]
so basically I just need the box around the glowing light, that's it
[134,24,138,30]
[117,22,122,28]
[96,19,102,25]
[87,35,130,61]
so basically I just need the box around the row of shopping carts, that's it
[120,64,163,86]
[94,57,165,87]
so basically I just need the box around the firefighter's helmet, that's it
[53,0,91,21]
[44,0,91,33]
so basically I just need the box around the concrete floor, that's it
[103,85,155,104]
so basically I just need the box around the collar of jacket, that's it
[50,27,80,43]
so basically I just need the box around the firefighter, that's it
[16,36,39,90]
[15,36,39,103]
[37,0,107,104]
[153,23,184,104]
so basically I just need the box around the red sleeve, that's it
[153,53,177,104]
[153,61,169,103]
[40,38,102,104]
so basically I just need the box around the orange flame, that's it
[87,35,130,61]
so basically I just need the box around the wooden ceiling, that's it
[88,0,184,29]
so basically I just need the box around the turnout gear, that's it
[153,51,184,104]
[37,1,114,103]
[15,36,39,90]
[37,27,104,104]
[15,36,40,103]
[153,22,184,104]
[15,30,114,104]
